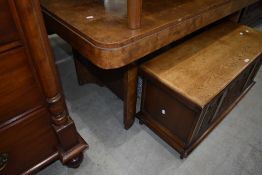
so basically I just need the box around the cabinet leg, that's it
[139,120,144,125]
[180,152,188,159]
[123,64,138,129]
[66,153,84,169]
[73,50,138,130]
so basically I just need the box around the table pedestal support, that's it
[127,0,142,29]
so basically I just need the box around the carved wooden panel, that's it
[197,94,223,137]
[0,47,44,125]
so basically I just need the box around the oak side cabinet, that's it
[138,22,262,158]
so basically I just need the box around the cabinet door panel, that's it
[0,0,19,45]
[0,108,57,175]
[0,47,44,124]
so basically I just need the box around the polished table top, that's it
[41,0,255,69]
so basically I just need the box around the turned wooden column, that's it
[13,0,67,125]
[13,0,88,167]
[128,0,142,29]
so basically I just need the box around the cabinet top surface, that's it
[40,0,254,49]
[141,22,262,107]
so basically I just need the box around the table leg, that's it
[227,10,243,23]
[73,49,138,129]
[73,49,104,86]
[123,64,138,129]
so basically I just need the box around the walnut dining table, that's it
[40,0,255,129]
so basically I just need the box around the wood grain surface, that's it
[41,0,256,69]
[141,22,262,107]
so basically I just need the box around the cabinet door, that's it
[217,61,256,117]
[196,94,223,137]
[0,0,19,45]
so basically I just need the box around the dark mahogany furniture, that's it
[0,0,87,174]
[40,0,256,130]
[240,0,262,25]
[138,22,262,158]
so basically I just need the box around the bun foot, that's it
[180,152,188,159]
[66,153,84,169]
[139,120,144,125]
